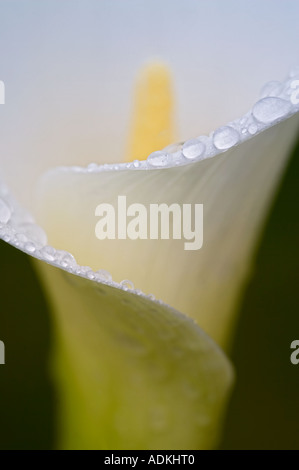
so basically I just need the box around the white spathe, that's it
[0,0,299,209]
[0,0,299,450]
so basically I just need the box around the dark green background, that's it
[0,137,298,449]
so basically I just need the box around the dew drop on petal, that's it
[164,142,182,153]
[147,151,170,168]
[25,241,36,253]
[40,245,56,261]
[182,139,205,160]
[55,250,76,268]
[120,279,134,290]
[213,126,240,150]
[0,198,11,224]
[61,253,76,268]
[96,269,112,282]
[134,289,143,296]
[87,163,98,171]
[86,271,96,280]
[147,293,156,301]
[17,222,47,245]
[79,266,92,276]
[248,123,258,135]
[253,97,291,124]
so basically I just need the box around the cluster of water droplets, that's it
[0,182,158,302]
[61,69,299,174]
[143,70,298,167]
[1,68,299,304]
[0,184,47,252]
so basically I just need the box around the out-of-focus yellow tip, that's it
[127,61,176,162]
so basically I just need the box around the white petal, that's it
[35,260,233,449]
[1,1,299,209]
[36,107,299,349]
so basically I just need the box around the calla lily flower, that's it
[1,0,299,450]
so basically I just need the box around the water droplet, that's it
[16,222,47,245]
[147,151,170,168]
[134,289,143,296]
[147,293,156,301]
[253,97,291,124]
[0,199,11,224]
[25,241,36,253]
[133,160,140,168]
[182,139,205,160]
[40,245,56,261]
[96,269,112,281]
[248,123,258,135]
[120,279,134,290]
[63,254,76,267]
[87,163,98,171]
[213,126,240,150]
[164,142,183,154]
[86,271,95,280]
[55,250,76,268]
[80,265,92,274]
